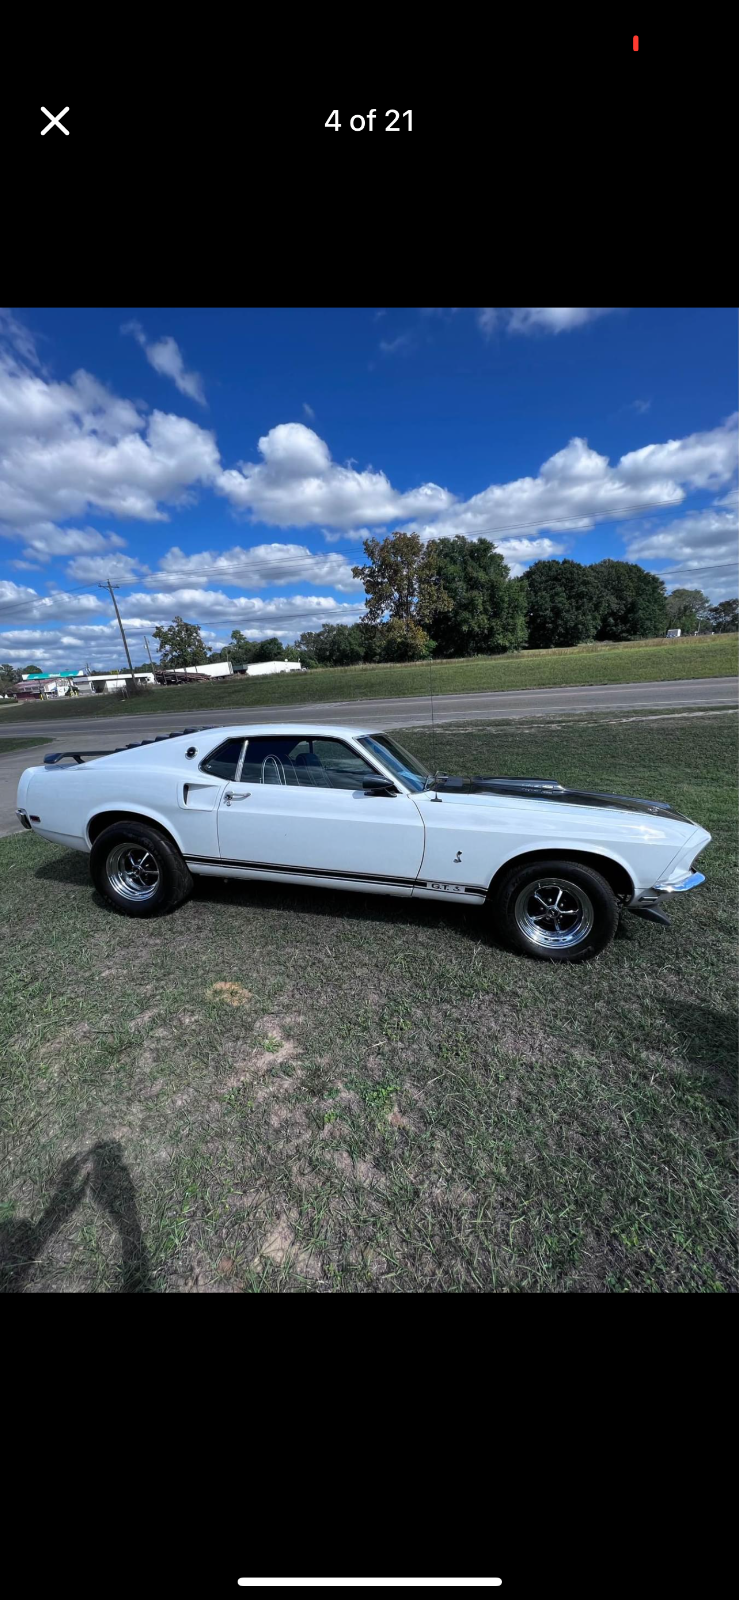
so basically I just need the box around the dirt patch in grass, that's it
[207,981,252,1007]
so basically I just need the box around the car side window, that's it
[200,738,245,781]
[311,738,378,790]
[240,736,377,790]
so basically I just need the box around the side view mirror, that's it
[362,776,397,796]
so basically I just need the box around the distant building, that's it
[666,629,682,639]
[20,670,155,695]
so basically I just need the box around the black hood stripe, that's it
[430,774,692,823]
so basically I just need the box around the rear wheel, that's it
[490,858,618,962]
[90,821,193,917]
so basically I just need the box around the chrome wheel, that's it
[514,876,594,949]
[106,841,161,902]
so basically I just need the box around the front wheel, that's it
[90,821,193,917]
[490,858,618,963]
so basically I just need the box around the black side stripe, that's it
[185,853,417,887]
[184,853,488,894]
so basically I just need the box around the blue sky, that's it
[0,305,736,671]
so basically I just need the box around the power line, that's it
[1,535,736,625]
[2,490,719,609]
[2,553,736,623]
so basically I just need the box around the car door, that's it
[215,734,425,894]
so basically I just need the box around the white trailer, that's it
[243,660,304,678]
[173,662,234,679]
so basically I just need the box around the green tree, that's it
[296,630,323,661]
[590,559,667,641]
[427,536,527,656]
[355,620,381,663]
[22,663,43,675]
[217,629,259,666]
[251,636,285,663]
[379,617,434,662]
[0,663,21,683]
[523,560,600,648]
[303,624,365,667]
[708,598,739,633]
[151,616,207,668]
[665,587,710,634]
[353,530,451,625]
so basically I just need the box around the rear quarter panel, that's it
[21,761,218,857]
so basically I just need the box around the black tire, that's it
[90,821,193,918]
[489,857,619,963]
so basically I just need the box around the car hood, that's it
[427,773,694,824]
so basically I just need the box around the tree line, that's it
[1,535,736,686]
[294,533,737,668]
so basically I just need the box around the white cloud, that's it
[302,402,316,420]
[476,308,499,337]
[0,349,220,527]
[630,398,652,414]
[65,552,151,583]
[122,320,205,405]
[152,542,360,593]
[2,523,128,564]
[0,578,108,624]
[379,332,413,356]
[0,308,43,369]
[216,422,455,530]
[0,593,366,671]
[401,417,738,547]
[623,506,739,599]
[617,421,738,491]
[477,307,618,338]
[118,591,364,628]
[485,536,568,577]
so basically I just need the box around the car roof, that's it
[86,725,380,765]
[201,724,375,740]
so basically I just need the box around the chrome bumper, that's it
[632,870,706,909]
[16,808,32,830]
[651,871,706,896]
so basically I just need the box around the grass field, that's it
[0,708,736,1293]
[0,634,735,723]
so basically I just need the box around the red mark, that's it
[633,35,639,50]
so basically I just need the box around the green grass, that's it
[0,737,51,754]
[0,633,735,723]
[0,708,736,1293]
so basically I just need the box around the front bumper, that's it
[628,869,706,923]
[651,871,706,896]
[16,808,32,830]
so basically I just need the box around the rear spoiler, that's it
[43,728,215,765]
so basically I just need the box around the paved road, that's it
[1,675,736,838]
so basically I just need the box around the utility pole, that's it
[144,634,156,670]
[100,580,136,683]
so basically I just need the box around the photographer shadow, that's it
[0,1140,153,1294]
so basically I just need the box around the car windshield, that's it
[358,733,430,793]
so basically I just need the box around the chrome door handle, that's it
[224,791,251,805]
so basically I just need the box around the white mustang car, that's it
[16,722,709,963]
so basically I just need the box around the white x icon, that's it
[41,106,69,136]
